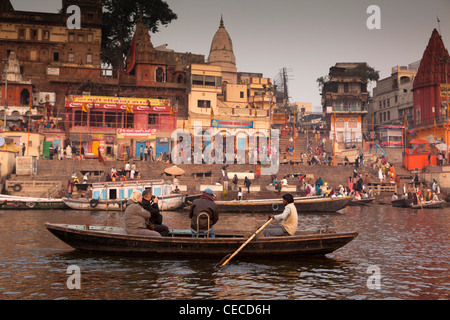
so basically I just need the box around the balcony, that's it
[326,105,368,114]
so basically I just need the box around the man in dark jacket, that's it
[189,188,219,238]
[141,189,169,236]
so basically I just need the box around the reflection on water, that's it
[0,205,449,300]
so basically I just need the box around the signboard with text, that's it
[210,119,254,128]
[65,95,171,113]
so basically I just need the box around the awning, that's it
[70,134,92,142]
[435,143,448,151]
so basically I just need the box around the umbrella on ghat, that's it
[164,165,185,176]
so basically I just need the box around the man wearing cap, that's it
[189,188,219,238]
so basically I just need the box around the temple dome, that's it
[208,16,236,69]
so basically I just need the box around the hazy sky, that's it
[9,0,450,111]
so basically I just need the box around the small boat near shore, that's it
[213,196,352,213]
[0,194,68,210]
[391,198,413,208]
[62,197,127,211]
[348,197,375,206]
[45,223,359,258]
[411,200,445,209]
[63,194,186,211]
[74,179,187,211]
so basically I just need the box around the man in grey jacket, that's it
[189,188,219,238]
[124,190,162,237]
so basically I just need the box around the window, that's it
[89,111,103,127]
[148,114,157,126]
[205,76,215,86]
[192,75,203,85]
[43,30,50,40]
[105,112,119,128]
[53,52,59,62]
[68,53,74,62]
[87,34,93,43]
[68,33,74,42]
[78,34,84,42]
[198,100,211,108]
[125,112,134,128]
[20,89,30,106]
[30,29,38,40]
[336,118,345,128]
[177,75,183,83]
[156,67,165,82]
[18,28,25,39]
[86,53,93,63]
[240,92,244,99]
[348,118,358,129]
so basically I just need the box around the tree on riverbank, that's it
[101,0,177,72]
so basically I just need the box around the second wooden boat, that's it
[0,195,68,210]
[214,196,352,213]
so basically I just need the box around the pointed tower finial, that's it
[220,15,224,28]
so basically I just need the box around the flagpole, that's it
[124,108,127,168]
[26,99,32,156]
[372,114,374,165]
[79,106,83,164]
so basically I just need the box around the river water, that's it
[0,204,448,301]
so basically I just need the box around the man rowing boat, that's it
[262,193,298,237]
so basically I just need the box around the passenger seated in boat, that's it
[432,192,439,202]
[141,189,169,236]
[391,193,399,201]
[189,188,219,238]
[124,190,162,237]
[262,193,298,237]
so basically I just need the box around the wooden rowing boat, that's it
[213,196,352,213]
[410,199,445,209]
[348,197,375,206]
[62,194,186,211]
[391,198,413,208]
[0,195,68,210]
[45,223,359,258]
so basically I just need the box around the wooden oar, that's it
[216,217,274,269]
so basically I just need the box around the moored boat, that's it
[45,222,359,258]
[410,199,445,209]
[391,198,413,208]
[84,179,186,211]
[348,197,375,206]
[63,193,186,211]
[62,197,127,211]
[213,196,352,213]
[0,195,68,210]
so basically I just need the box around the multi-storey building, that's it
[320,63,369,148]
[371,63,418,127]
[187,17,274,151]
[0,0,204,158]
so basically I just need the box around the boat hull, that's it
[391,198,413,207]
[63,194,186,211]
[62,198,126,211]
[411,200,445,209]
[214,196,352,213]
[348,198,375,206]
[45,223,359,258]
[0,196,67,210]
